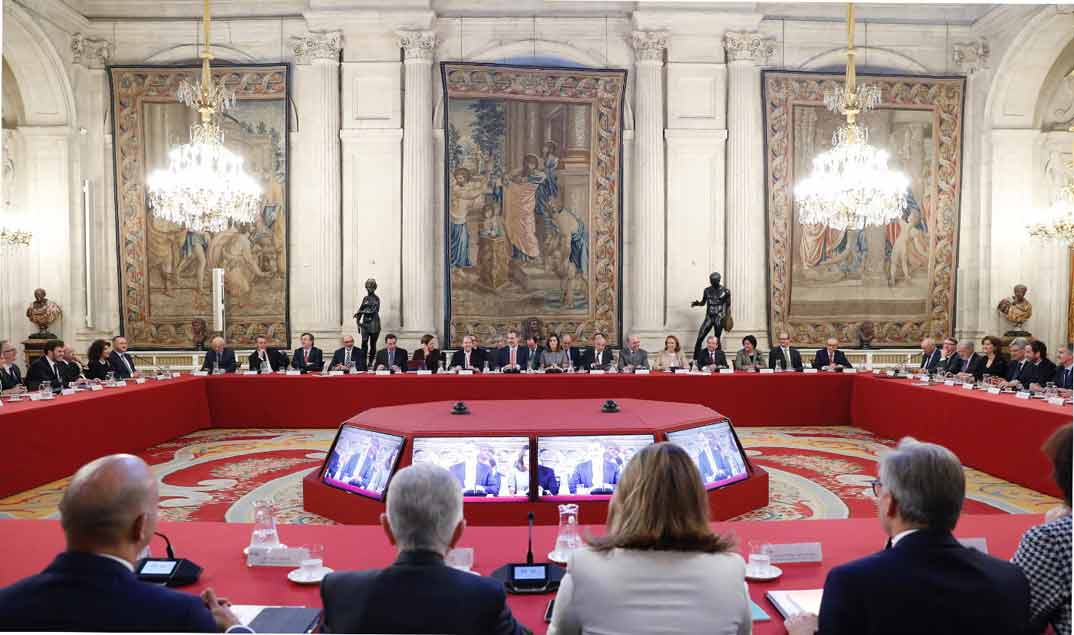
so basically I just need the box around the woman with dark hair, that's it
[548,442,749,635]
[412,334,442,372]
[734,335,766,371]
[85,339,112,381]
[540,334,570,370]
[655,335,687,371]
[972,335,1007,383]
[1012,424,1072,635]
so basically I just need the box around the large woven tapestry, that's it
[441,63,626,346]
[763,71,965,348]
[109,64,289,349]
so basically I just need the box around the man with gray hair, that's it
[950,338,979,378]
[200,336,237,373]
[918,336,941,372]
[1001,337,1032,389]
[617,334,649,372]
[0,454,243,631]
[786,438,1029,635]
[320,463,527,635]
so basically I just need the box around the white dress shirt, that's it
[95,552,135,573]
[890,528,920,547]
[464,459,478,489]
[591,456,604,488]
[549,547,752,635]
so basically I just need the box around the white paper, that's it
[375,369,391,376]
[1048,397,1066,406]
[417,369,433,375]
[243,370,259,376]
[635,368,651,375]
[89,384,103,391]
[961,383,974,390]
[458,370,474,376]
[246,545,307,567]
[718,368,735,375]
[958,537,989,554]
[1016,391,1031,400]
[192,371,208,377]
[944,379,956,386]
[328,370,344,376]
[987,387,1001,395]
[589,369,605,375]
[61,388,76,396]
[843,368,858,374]
[135,377,147,384]
[767,542,823,564]
[285,370,301,376]
[803,368,819,374]
[759,368,774,374]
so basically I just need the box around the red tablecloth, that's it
[0,515,1042,634]
[0,376,209,497]
[851,375,1071,496]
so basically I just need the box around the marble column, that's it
[290,31,344,339]
[398,30,437,336]
[724,31,774,347]
[631,31,668,341]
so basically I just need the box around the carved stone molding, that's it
[397,30,436,62]
[631,31,668,64]
[952,38,989,75]
[71,33,113,69]
[724,31,775,64]
[290,31,343,65]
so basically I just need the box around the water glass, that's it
[747,540,773,574]
[299,544,325,572]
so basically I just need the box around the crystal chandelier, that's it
[146,0,260,234]
[1026,118,1074,245]
[795,3,909,231]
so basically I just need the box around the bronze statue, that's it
[25,288,61,339]
[997,284,1033,336]
[354,278,382,367]
[691,272,732,359]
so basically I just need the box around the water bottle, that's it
[439,359,447,374]
[689,360,697,374]
[212,360,221,375]
[482,360,490,374]
[261,359,271,374]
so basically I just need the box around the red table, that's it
[0,515,1042,634]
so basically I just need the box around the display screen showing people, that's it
[321,425,406,500]
[535,434,655,500]
[665,420,750,490]
[411,436,531,501]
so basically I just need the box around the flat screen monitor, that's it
[321,424,406,500]
[411,436,531,501]
[535,434,656,500]
[665,419,750,490]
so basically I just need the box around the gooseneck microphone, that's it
[155,531,176,560]
[526,512,535,565]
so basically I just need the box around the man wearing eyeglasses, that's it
[0,340,24,392]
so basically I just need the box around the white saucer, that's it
[745,565,782,582]
[548,551,569,565]
[287,566,333,584]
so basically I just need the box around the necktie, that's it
[784,348,790,368]
[122,355,132,374]
[596,351,601,365]
[465,352,470,369]
[344,349,350,365]
[388,350,394,367]
[510,348,516,366]
[963,357,970,372]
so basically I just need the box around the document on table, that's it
[231,605,321,633]
[765,589,824,619]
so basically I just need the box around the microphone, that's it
[136,531,202,587]
[155,531,176,560]
[526,512,535,565]
[131,354,170,377]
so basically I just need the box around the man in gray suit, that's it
[617,334,649,372]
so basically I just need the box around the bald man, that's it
[0,454,244,632]
[813,338,852,371]
[200,337,237,374]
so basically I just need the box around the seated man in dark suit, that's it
[785,438,1030,635]
[330,335,367,372]
[950,339,980,381]
[248,335,287,372]
[561,333,581,371]
[496,330,529,372]
[58,345,85,384]
[292,332,325,373]
[340,441,380,489]
[0,339,23,391]
[697,335,729,371]
[918,337,942,372]
[525,335,543,371]
[769,331,804,371]
[108,335,139,379]
[568,441,621,494]
[813,338,852,371]
[1026,340,1059,392]
[448,442,500,497]
[0,454,244,632]
[1053,343,1073,392]
[536,449,561,495]
[579,332,614,371]
[374,334,408,373]
[320,463,527,635]
[449,335,486,372]
[25,339,66,390]
[1001,337,1032,389]
[200,336,238,373]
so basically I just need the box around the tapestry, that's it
[109,65,289,349]
[441,63,626,346]
[762,71,965,348]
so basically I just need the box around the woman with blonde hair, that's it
[655,334,687,371]
[549,442,751,635]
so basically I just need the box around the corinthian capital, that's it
[952,38,989,75]
[71,33,113,69]
[290,31,344,64]
[632,31,668,64]
[397,30,437,62]
[724,31,774,64]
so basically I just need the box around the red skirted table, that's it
[0,515,1043,635]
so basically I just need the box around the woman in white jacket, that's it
[549,441,752,635]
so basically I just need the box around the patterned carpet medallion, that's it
[0,426,1057,524]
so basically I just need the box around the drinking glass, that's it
[299,544,324,570]
[552,504,581,561]
[747,540,773,574]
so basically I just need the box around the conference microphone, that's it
[490,512,565,595]
[131,354,171,378]
[526,512,535,565]
[135,531,202,587]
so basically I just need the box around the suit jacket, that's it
[525,347,542,370]
[248,348,287,373]
[816,529,1029,635]
[341,451,377,487]
[85,359,110,381]
[618,348,649,370]
[697,447,731,482]
[919,349,942,371]
[971,355,1007,381]
[449,461,499,496]
[769,346,804,371]
[562,346,581,370]
[57,359,84,384]
[569,459,620,493]
[1055,364,1074,389]
[25,356,63,390]
[449,348,486,371]
[200,348,237,373]
[733,349,766,371]
[813,349,852,370]
[537,465,560,495]
[496,346,530,371]
[330,347,367,372]
[1007,359,1032,383]
[0,551,217,632]
[949,353,980,377]
[412,348,443,372]
[320,550,525,635]
[1027,358,1058,387]
[108,350,137,379]
[291,347,325,373]
[579,347,613,371]
[374,348,408,372]
[0,363,22,390]
[697,348,729,370]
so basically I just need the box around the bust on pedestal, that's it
[23,288,62,367]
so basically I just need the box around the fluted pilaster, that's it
[631,31,668,336]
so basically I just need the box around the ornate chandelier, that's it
[146,0,260,234]
[795,3,909,231]
[1026,118,1074,245]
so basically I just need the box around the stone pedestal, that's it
[22,338,49,368]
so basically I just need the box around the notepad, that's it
[765,589,824,619]
[231,606,321,633]
[750,599,771,622]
